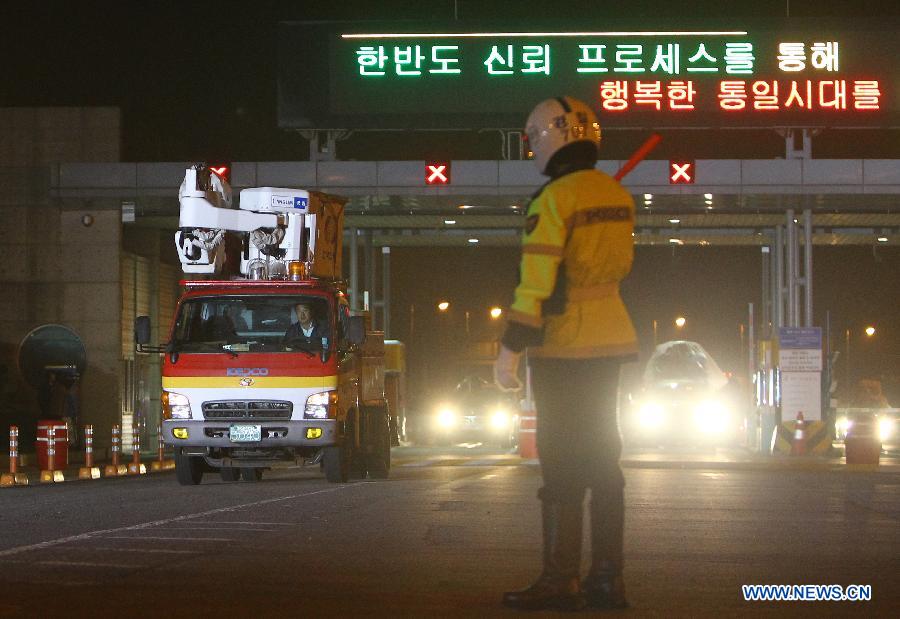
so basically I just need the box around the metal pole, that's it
[803,209,813,327]
[349,227,359,311]
[382,246,391,338]
[774,226,784,329]
[785,210,796,327]
[748,302,755,450]
[761,246,771,339]
[364,231,376,327]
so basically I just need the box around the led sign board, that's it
[278,20,898,129]
[669,161,695,184]
[425,162,450,185]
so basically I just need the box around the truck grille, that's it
[202,400,293,420]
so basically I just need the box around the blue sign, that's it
[294,196,308,209]
[778,327,822,349]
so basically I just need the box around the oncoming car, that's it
[624,341,742,447]
[430,376,519,447]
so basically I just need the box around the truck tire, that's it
[219,467,241,482]
[366,407,391,480]
[175,448,204,486]
[241,467,263,482]
[323,443,350,483]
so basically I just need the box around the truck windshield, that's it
[171,295,331,354]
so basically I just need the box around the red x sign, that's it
[669,161,694,184]
[209,165,230,182]
[425,162,451,185]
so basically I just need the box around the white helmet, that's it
[525,96,601,174]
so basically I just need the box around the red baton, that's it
[614,133,662,181]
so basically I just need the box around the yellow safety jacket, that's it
[507,168,638,359]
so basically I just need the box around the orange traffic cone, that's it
[791,412,807,456]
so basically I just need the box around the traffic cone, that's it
[790,412,807,456]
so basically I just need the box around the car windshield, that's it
[454,376,514,412]
[170,295,331,354]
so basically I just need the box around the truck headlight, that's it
[491,409,510,430]
[638,402,664,429]
[162,391,192,420]
[878,417,895,441]
[835,416,852,440]
[694,400,729,434]
[305,391,337,419]
[436,405,458,428]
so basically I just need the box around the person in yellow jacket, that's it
[495,96,637,612]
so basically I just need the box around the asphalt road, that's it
[1,446,897,617]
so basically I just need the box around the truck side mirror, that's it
[134,316,151,345]
[346,316,366,346]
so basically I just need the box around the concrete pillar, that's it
[382,246,391,338]
[349,227,359,310]
[803,209,813,327]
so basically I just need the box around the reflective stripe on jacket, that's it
[508,168,638,359]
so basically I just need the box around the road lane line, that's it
[0,485,352,558]
[152,526,278,531]
[86,547,201,554]
[35,560,136,569]
[102,536,234,541]
[213,521,294,525]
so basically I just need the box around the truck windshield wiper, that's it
[221,344,243,358]
[284,337,317,357]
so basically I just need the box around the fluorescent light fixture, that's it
[876,236,888,242]
[444,219,457,225]
[458,204,475,210]
[468,238,479,244]
[668,238,683,245]
[668,218,681,224]
[343,30,748,39]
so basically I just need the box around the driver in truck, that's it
[284,301,329,348]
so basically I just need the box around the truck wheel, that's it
[175,448,204,486]
[323,443,350,483]
[241,467,263,482]
[219,467,241,482]
[366,408,391,480]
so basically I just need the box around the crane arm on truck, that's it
[175,163,329,277]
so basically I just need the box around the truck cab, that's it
[136,165,392,485]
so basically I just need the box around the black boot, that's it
[583,561,628,609]
[584,492,628,609]
[502,501,586,611]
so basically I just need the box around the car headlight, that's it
[305,391,337,419]
[878,417,895,442]
[835,416,852,440]
[694,400,730,434]
[491,409,510,430]
[436,405,458,428]
[162,391,192,420]
[638,402,665,429]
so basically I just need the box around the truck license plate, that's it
[229,425,261,442]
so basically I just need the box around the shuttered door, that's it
[157,263,179,339]
[120,254,152,452]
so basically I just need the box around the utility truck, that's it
[135,164,392,485]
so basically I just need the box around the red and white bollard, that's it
[127,423,146,475]
[40,426,65,483]
[104,424,125,477]
[1,426,29,487]
[78,425,101,479]
[790,412,808,456]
